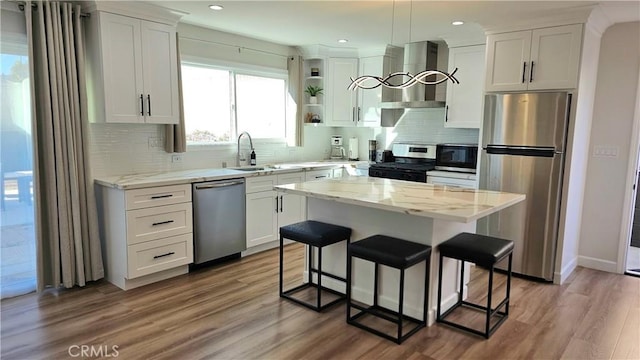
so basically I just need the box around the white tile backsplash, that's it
[89,123,334,178]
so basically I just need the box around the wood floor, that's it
[1,243,639,360]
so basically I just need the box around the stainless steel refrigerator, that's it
[478,92,570,281]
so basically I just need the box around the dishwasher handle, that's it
[194,180,244,190]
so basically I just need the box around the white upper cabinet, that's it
[326,57,359,127]
[86,12,180,124]
[357,56,386,127]
[444,45,486,129]
[485,24,582,92]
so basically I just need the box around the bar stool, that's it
[279,220,351,312]
[436,232,514,339]
[347,235,432,344]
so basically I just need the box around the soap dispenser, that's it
[250,150,256,166]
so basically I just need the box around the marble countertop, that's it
[94,161,366,190]
[274,176,525,223]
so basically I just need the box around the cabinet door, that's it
[357,56,384,127]
[99,13,144,123]
[246,190,278,248]
[528,24,582,90]
[277,173,306,228]
[445,45,486,129]
[326,58,358,126]
[485,30,531,92]
[141,21,180,124]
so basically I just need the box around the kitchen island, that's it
[274,176,525,325]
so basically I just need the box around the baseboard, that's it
[242,239,294,257]
[577,255,618,273]
[554,257,577,284]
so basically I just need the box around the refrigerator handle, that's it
[485,145,556,157]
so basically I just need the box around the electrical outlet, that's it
[148,137,163,148]
[171,154,183,163]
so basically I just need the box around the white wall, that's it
[578,21,640,272]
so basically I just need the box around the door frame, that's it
[617,74,640,273]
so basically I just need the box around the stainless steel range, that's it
[368,144,436,182]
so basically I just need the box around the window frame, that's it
[180,57,290,150]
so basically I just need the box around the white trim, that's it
[617,70,640,274]
[554,256,577,284]
[578,255,618,274]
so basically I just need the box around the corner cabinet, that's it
[485,24,583,92]
[95,184,194,290]
[444,45,486,129]
[85,11,180,124]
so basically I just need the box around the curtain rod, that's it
[16,1,90,18]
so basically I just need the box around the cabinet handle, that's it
[153,252,175,259]
[352,107,355,122]
[522,62,527,83]
[275,196,279,213]
[445,105,449,122]
[357,107,361,122]
[150,194,173,199]
[140,94,144,115]
[280,195,283,212]
[152,220,174,226]
[315,175,327,179]
[529,61,535,82]
[147,94,151,116]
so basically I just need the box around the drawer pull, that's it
[153,252,175,259]
[150,194,173,199]
[152,220,175,226]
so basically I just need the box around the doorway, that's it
[625,156,640,276]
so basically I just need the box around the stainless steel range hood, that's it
[380,41,445,109]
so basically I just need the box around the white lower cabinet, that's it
[245,172,306,248]
[96,183,193,290]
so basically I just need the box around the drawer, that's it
[127,233,193,279]
[126,203,193,245]
[246,175,277,194]
[125,184,191,210]
[305,169,333,181]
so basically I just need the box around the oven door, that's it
[435,144,478,173]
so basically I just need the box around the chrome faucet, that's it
[236,131,254,166]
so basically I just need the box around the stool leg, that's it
[437,253,444,321]
[486,265,495,338]
[279,234,284,296]
[397,268,405,344]
[346,244,352,322]
[308,245,312,284]
[373,263,379,307]
[317,246,322,310]
[459,260,465,301]
[424,257,430,324]
[506,254,513,316]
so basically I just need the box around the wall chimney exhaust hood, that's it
[379,41,450,109]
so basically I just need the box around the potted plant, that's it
[305,85,323,104]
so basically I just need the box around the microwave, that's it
[435,144,478,173]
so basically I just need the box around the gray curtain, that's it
[24,0,104,291]
[287,55,304,147]
[165,34,186,153]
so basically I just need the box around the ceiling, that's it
[148,1,640,50]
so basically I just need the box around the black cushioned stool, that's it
[437,232,514,339]
[347,235,432,344]
[279,220,351,312]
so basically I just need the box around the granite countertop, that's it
[274,176,525,223]
[94,161,367,190]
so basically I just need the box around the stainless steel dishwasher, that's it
[192,178,246,264]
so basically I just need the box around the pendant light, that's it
[348,0,459,91]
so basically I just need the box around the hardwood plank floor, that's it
[1,243,639,360]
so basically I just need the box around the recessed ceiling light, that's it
[452,21,464,26]
[209,5,224,11]
[338,39,348,43]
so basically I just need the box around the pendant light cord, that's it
[390,0,395,46]
[409,0,413,44]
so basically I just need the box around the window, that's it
[181,63,288,145]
